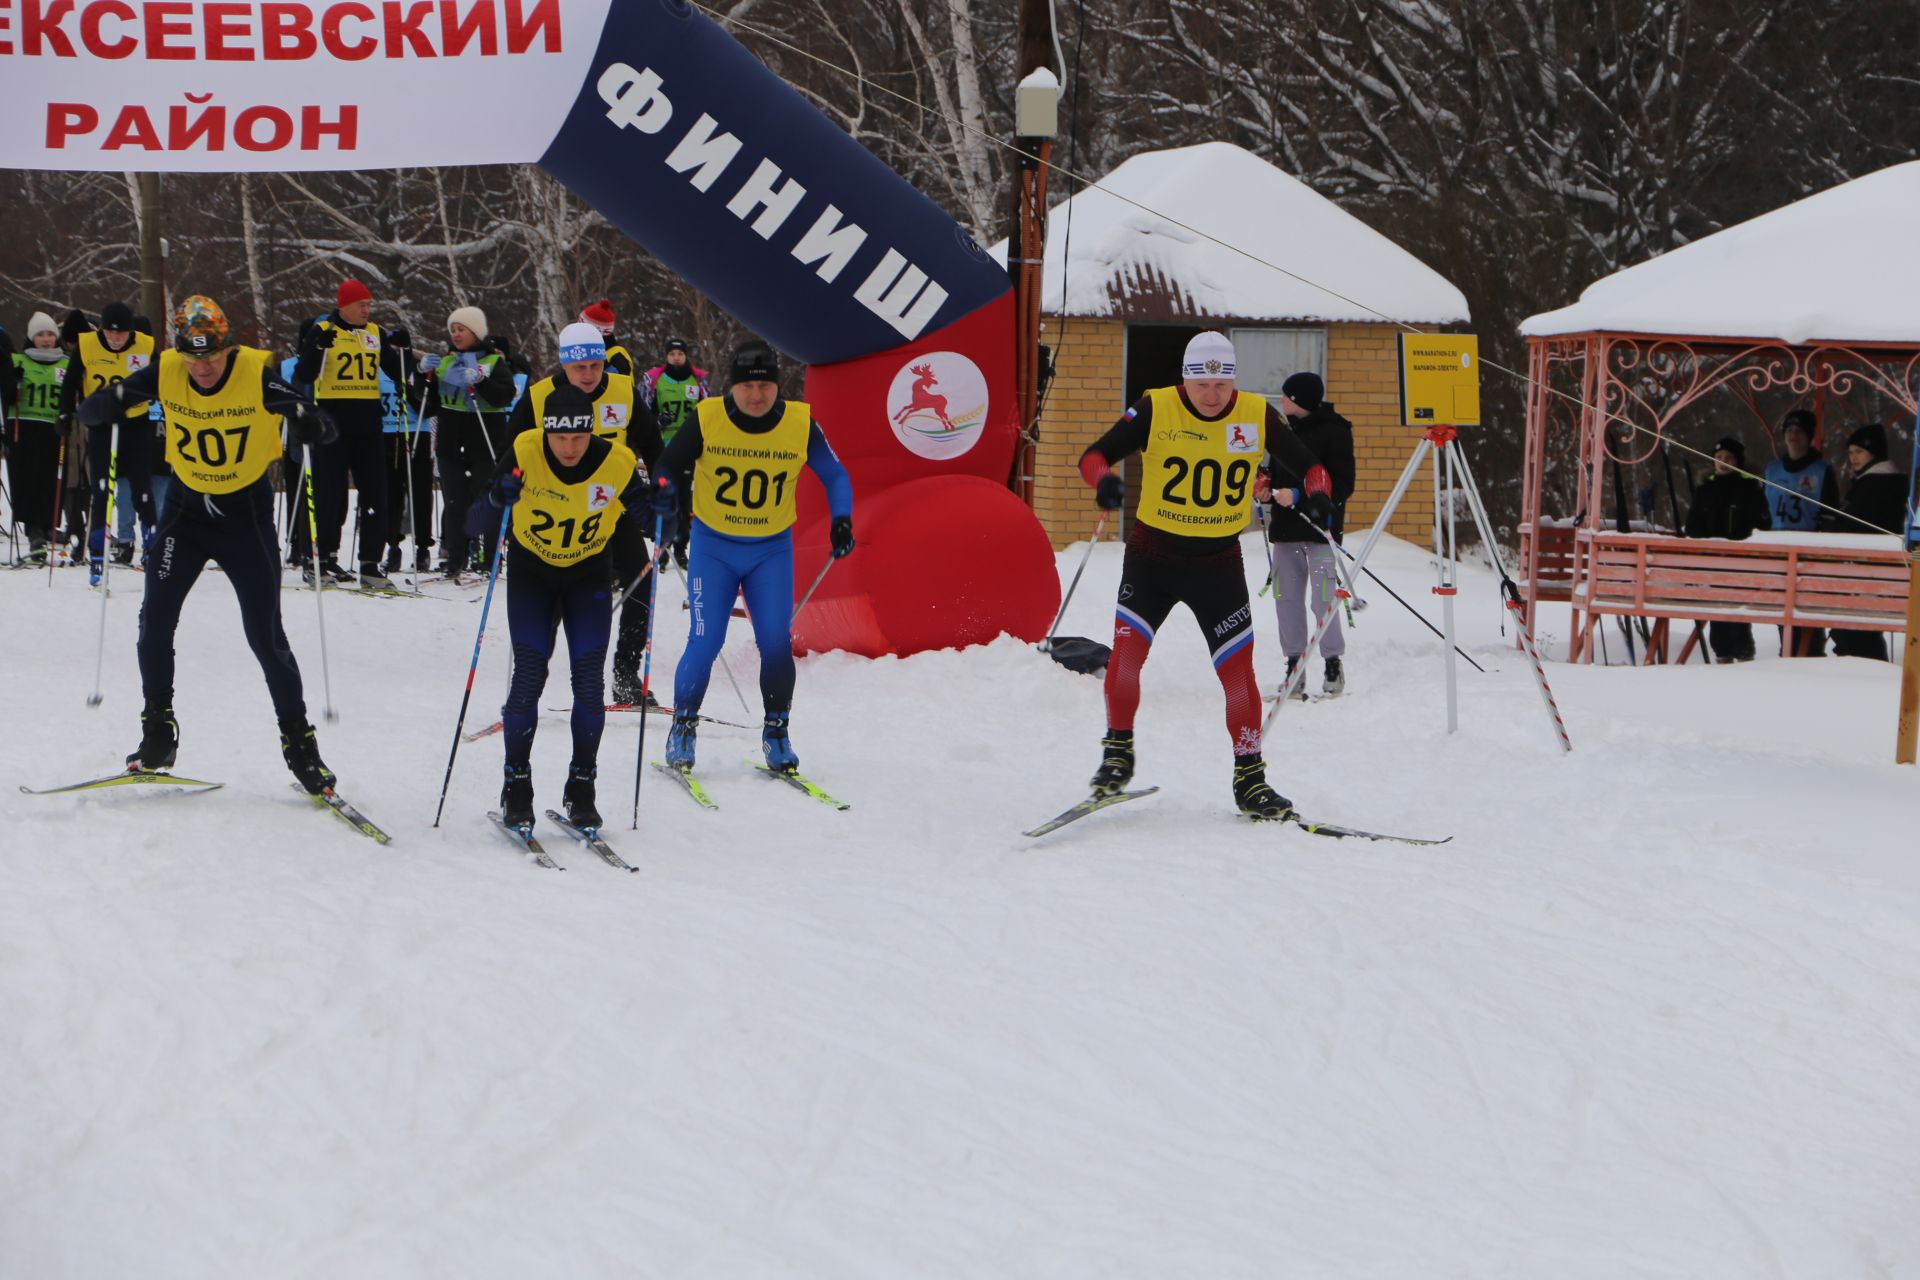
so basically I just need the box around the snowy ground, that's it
[2,531,1917,1278]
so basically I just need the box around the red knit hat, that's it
[337,278,372,309]
[580,298,616,334]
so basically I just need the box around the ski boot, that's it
[563,761,602,830]
[414,546,432,572]
[280,720,338,796]
[358,562,395,592]
[1322,657,1345,698]
[88,555,104,587]
[110,540,134,566]
[126,706,179,772]
[762,712,799,774]
[500,761,535,829]
[664,712,699,770]
[1088,729,1135,796]
[1282,656,1308,701]
[383,545,402,574]
[1232,756,1294,821]
[611,668,657,709]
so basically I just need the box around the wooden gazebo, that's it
[1516,162,1920,662]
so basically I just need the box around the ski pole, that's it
[1037,512,1105,652]
[0,468,18,566]
[302,446,338,722]
[433,478,516,828]
[48,426,68,585]
[1310,521,1486,674]
[631,512,668,829]
[85,423,120,707]
[795,556,833,617]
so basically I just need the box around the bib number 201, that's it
[1159,457,1251,508]
[713,466,788,510]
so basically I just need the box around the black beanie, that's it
[666,338,690,355]
[1281,371,1324,411]
[99,301,135,330]
[1713,435,1746,465]
[1846,422,1888,462]
[729,339,779,384]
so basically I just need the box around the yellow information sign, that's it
[1398,333,1481,427]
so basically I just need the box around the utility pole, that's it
[1005,0,1059,509]
[136,172,167,333]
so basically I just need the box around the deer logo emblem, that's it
[892,363,955,432]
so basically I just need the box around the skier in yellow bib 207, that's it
[77,295,343,794]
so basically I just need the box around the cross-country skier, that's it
[503,322,666,706]
[649,339,854,775]
[1077,330,1331,820]
[474,332,649,832]
[77,295,342,793]
[7,312,71,561]
[293,279,415,590]
[577,299,635,379]
[427,305,517,576]
[60,301,158,584]
[640,338,710,568]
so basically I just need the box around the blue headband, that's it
[558,339,606,364]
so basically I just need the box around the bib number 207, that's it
[1160,457,1251,508]
[173,424,250,468]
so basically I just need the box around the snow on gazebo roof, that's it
[1521,160,1920,344]
[988,141,1468,325]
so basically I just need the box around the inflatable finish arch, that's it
[0,0,1060,657]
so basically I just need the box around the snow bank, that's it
[2,537,1916,1277]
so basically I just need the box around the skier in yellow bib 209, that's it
[1077,331,1332,819]
[76,295,343,794]
[476,323,651,835]
[650,339,854,776]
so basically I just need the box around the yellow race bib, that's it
[312,320,383,400]
[1134,386,1265,536]
[691,397,808,537]
[510,429,635,567]
[77,329,156,420]
[528,372,640,448]
[157,348,284,494]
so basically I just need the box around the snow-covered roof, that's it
[988,142,1469,325]
[1522,161,1920,344]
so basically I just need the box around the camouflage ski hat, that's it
[173,295,232,355]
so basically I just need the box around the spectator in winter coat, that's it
[1261,371,1355,698]
[1683,436,1771,662]
[6,312,71,558]
[1829,422,1907,661]
[425,306,517,576]
[641,338,712,567]
[1763,409,1840,656]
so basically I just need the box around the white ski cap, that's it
[1181,330,1236,379]
[26,311,58,339]
[556,322,607,365]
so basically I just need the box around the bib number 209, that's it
[1159,457,1251,508]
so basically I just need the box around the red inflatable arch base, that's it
[790,476,1061,658]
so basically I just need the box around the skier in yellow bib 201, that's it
[76,295,343,794]
[649,339,855,776]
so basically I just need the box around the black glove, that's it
[289,404,337,447]
[1095,472,1124,510]
[830,515,854,559]
[492,469,525,507]
[387,326,412,350]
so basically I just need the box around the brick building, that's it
[999,143,1471,548]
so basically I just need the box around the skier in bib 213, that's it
[649,339,854,776]
[1078,331,1332,820]
[77,295,343,793]
[476,323,651,834]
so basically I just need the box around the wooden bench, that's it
[1520,521,1578,604]
[1568,530,1910,663]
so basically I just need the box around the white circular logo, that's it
[887,351,988,460]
